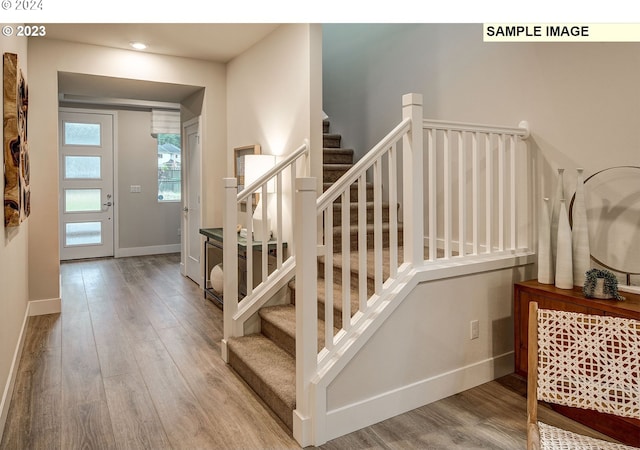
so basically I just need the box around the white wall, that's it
[27,39,227,303]
[323,23,640,201]
[0,32,29,437]
[323,263,535,441]
[227,24,323,245]
[116,109,181,252]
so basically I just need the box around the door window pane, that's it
[65,222,102,246]
[64,122,101,146]
[157,133,181,202]
[65,156,101,179]
[65,189,102,212]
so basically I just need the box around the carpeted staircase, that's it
[226,120,399,432]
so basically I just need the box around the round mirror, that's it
[570,166,640,284]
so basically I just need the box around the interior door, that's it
[59,110,114,260]
[183,118,201,283]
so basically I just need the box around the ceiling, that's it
[46,23,281,105]
[43,23,281,63]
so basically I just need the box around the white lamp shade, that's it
[244,154,276,193]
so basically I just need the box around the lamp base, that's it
[252,217,272,242]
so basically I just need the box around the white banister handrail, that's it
[423,119,530,138]
[222,139,310,363]
[237,141,309,203]
[317,118,411,211]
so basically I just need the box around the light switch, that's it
[130,185,141,193]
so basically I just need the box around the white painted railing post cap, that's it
[518,120,531,139]
[402,93,423,106]
[224,177,238,188]
[296,177,317,191]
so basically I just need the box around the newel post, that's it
[293,177,317,446]
[221,177,239,363]
[402,93,424,265]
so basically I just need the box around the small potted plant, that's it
[583,268,625,301]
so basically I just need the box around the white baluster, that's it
[388,144,398,277]
[458,131,466,257]
[443,129,452,259]
[428,127,437,261]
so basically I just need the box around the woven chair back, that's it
[536,308,640,419]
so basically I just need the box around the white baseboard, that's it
[115,244,181,258]
[323,352,514,443]
[0,308,29,442]
[28,297,61,316]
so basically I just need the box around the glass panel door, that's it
[59,110,114,260]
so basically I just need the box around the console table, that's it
[199,228,285,306]
[514,280,640,446]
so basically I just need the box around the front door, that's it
[59,110,115,260]
[183,118,201,283]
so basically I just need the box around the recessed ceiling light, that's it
[130,42,147,50]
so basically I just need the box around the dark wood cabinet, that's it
[514,280,640,447]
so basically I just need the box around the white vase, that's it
[550,168,565,264]
[571,168,590,286]
[211,263,224,294]
[592,278,611,299]
[538,197,554,284]
[555,199,573,289]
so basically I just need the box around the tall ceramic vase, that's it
[538,198,554,284]
[571,168,590,287]
[555,199,574,289]
[550,168,565,264]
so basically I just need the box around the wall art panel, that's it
[3,52,30,227]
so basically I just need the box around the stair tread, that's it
[332,201,391,210]
[323,163,354,169]
[260,304,336,352]
[323,148,354,153]
[332,222,403,233]
[227,334,295,408]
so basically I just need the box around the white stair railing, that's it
[292,94,532,446]
[422,119,530,260]
[221,141,309,361]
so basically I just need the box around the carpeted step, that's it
[323,148,354,165]
[288,278,360,330]
[323,163,353,183]
[323,133,342,148]
[331,223,404,252]
[227,334,296,431]
[323,119,330,133]
[259,304,336,357]
[323,182,374,202]
[330,201,391,227]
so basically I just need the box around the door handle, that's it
[103,201,112,207]
[183,206,189,212]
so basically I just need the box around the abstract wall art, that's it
[3,52,30,227]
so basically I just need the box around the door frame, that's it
[58,107,119,260]
[181,116,202,282]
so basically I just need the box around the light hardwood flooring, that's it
[0,254,617,449]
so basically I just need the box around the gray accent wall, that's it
[117,109,181,250]
[322,23,640,197]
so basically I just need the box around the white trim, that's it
[182,116,202,284]
[115,244,181,258]
[322,352,514,444]
[0,308,29,442]
[28,298,62,316]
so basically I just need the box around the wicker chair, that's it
[527,302,640,450]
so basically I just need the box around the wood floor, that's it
[0,254,616,449]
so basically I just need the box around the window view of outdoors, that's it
[157,133,181,202]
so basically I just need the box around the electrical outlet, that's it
[470,320,479,340]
